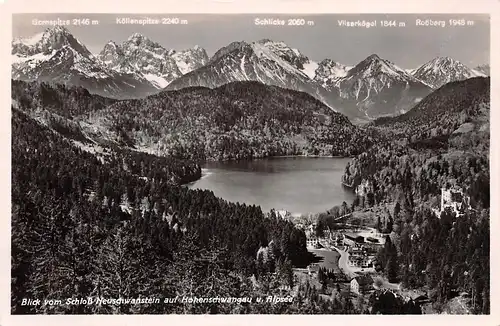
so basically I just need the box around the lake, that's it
[187,157,355,216]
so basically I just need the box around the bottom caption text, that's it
[21,296,293,306]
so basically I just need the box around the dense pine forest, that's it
[11,79,376,314]
[13,107,366,314]
[342,77,490,314]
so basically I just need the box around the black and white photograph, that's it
[9,11,491,315]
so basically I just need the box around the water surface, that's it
[187,157,355,215]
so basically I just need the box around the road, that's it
[332,246,359,279]
[318,239,358,279]
[331,213,352,222]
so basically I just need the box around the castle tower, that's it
[440,187,446,213]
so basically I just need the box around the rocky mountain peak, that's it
[127,33,147,42]
[209,41,249,63]
[314,59,352,87]
[13,26,92,58]
[366,53,381,61]
[411,56,486,88]
[346,54,402,78]
[474,64,490,76]
[100,41,122,55]
[11,28,159,99]
[96,33,210,88]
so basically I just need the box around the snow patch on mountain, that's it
[473,64,489,76]
[313,59,352,89]
[12,51,55,65]
[240,54,249,79]
[143,73,171,89]
[14,32,45,46]
[250,42,305,77]
[302,61,319,79]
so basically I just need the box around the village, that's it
[273,185,473,312]
[276,218,435,312]
[269,183,474,312]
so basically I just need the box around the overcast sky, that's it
[12,13,489,68]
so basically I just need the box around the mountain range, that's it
[326,54,433,118]
[11,26,489,120]
[12,26,157,99]
[97,33,209,89]
[410,57,487,89]
[164,40,351,116]
[11,26,208,99]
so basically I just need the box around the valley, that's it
[11,76,490,315]
[10,19,491,316]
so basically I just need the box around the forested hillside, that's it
[11,90,203,186]
[11,80,118,117]
[374,77,490,142]
[12,80,377,164]
[342,77,490,313]
[79,81,376,161]
[11,107,363,314]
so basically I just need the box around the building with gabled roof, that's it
[350,275,374,295]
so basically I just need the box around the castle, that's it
[433,187,471,218]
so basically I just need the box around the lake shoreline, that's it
[265,155,354,159]
[201,154,354,164]
[186,156,356,216]
[183,155,354,186]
